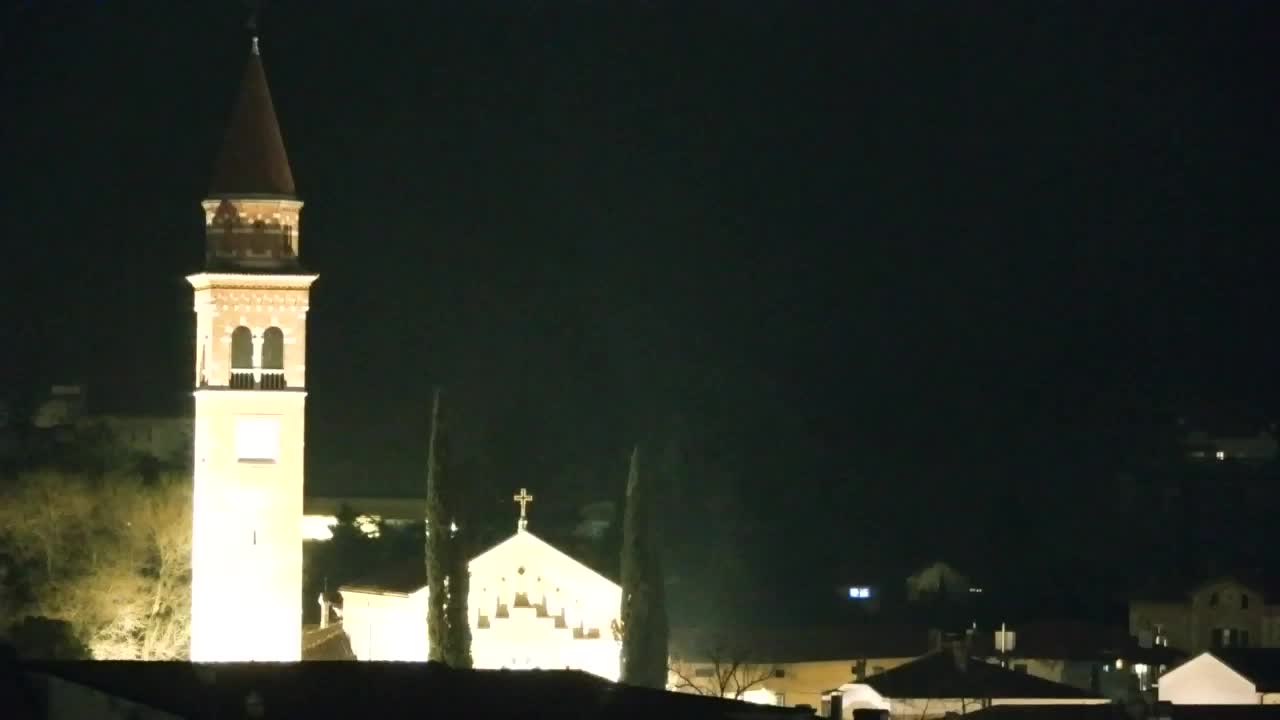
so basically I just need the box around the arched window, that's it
[231,327,253,369]
[230,327,253,388]
[262,327,284,369]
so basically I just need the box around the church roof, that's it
[339,529,619,596]
[208,37,296,198]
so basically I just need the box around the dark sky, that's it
[3,1,1279,622]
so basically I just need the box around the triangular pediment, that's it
[469,530,619,597]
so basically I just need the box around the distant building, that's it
[668,624,935,709]
[906,562,976,603]
[967,620,1184,702]
[1181,421,1278,464]
[30,385,86,430]
[75,415,192,469]
[1130,577,1280,654]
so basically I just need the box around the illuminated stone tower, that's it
[188,35,316,662]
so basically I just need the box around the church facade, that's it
[340,492,624,681]
[188,36,316,662]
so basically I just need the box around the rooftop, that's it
[15,660,815,720]
[860,650,1104,700]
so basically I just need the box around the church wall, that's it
[337,530,624,680]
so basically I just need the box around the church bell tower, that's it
[188,34,316,662]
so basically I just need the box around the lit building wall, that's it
[1157,652,1259,705]
[188,274,315,662]
[337,529,623,681]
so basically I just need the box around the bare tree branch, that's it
[668,630,780,700]
[0,470,191,659]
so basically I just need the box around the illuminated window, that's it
[235,417,280,462]
[849,586,872,599]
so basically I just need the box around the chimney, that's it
[245,690,265,719]
[951,638,968,672]
[828,690,844,720]
[319,593,331,629]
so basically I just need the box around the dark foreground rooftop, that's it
[10,657,816,720]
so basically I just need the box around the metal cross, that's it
[513,488,534,531]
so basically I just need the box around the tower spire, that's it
[209,10,293,198]
[247,3,260,55]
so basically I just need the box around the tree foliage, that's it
[424,389,472,667]
[0,469,191,659]
[619,446,669,688]
[425,390,449,662]
[443,530,472,668]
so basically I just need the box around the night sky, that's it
[4,1,1279,624]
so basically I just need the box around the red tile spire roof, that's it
[208,35,296,198]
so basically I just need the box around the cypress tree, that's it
[619,445,669,688]
[443,528,473,668]
[424,388,473,667]
[424,389,448,662]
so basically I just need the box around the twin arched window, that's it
[228,326,285,386]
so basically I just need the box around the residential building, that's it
[968,621,1184,699]
[827,647,1110,719]
[668,624,936,709]
[1130,578,1280,654]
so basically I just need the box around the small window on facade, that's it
[774,668,786,678]
[235,416,280,463]
[1242,594,1250,609]
[1210,592,1219,607]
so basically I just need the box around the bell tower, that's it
[188,33,316,662]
